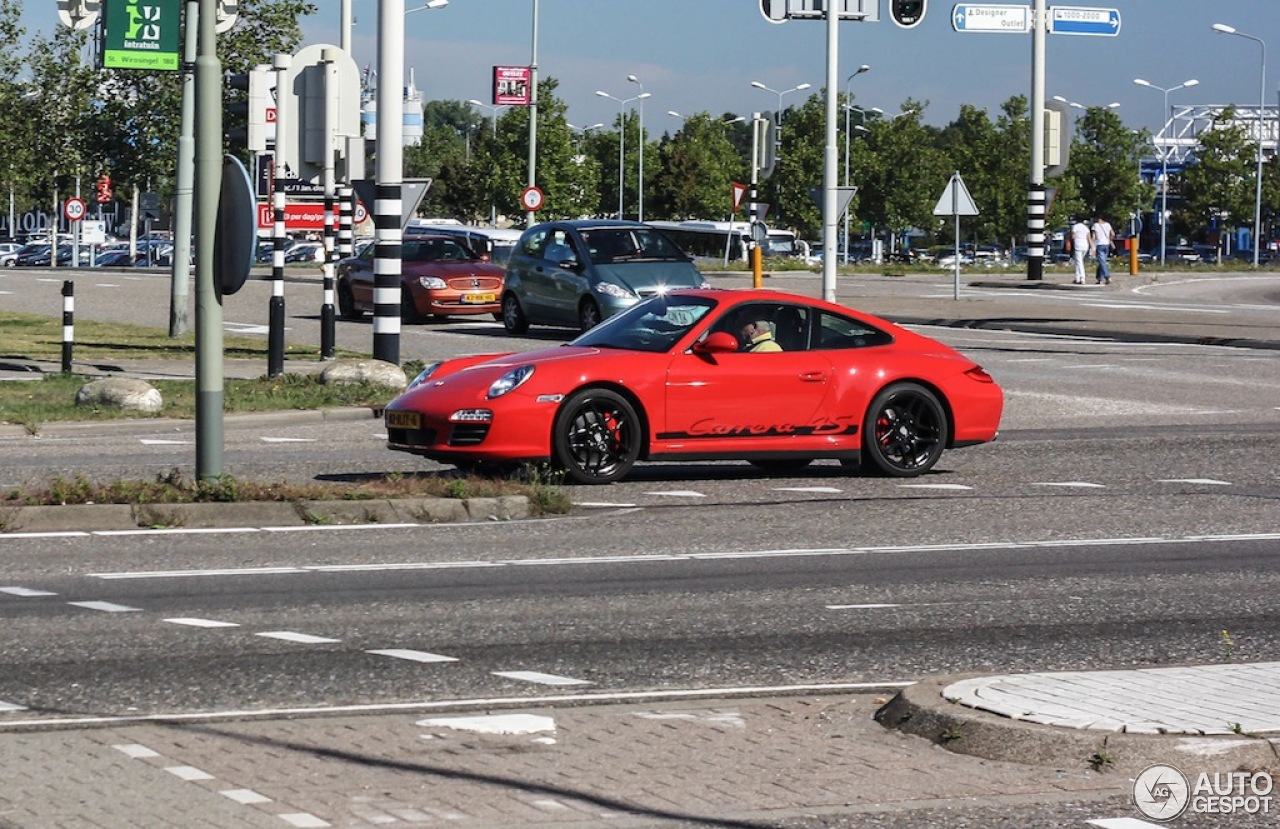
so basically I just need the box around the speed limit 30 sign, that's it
[63,197,87,222]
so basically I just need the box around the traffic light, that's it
[890,0,927,28]
[224,65,271,153]
[94,174,113,204]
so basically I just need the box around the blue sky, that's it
[21,1,1280,136]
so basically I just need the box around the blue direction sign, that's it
[1049,6,1120,36]
[952,4,1032,33]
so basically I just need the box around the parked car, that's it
[283,241,325,264]
[407,222,522,266]
[383,288,1004,484]
[336,233,504,322]
[1150,246,1202,265]
[501,219,708,334]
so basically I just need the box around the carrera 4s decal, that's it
[658,416,860,441]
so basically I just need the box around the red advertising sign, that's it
[492,65,532,106]
[256,201,369,230]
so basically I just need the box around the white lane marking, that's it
[260,437,317,443]
[256,631,340,644]
[4,531,91,538]
[826,603,902,610]
[84,534,1280,582]
[220,789,273,804]
[0,681,912,730]
[279,813,330,828]
[417,713,555,734]
[94,283,121,288]
[1159,478,1232,486]
[1007,357,1057,363]
[68,600,140,613]
[644,490,706,498]
[164,618,240,628]
[493,670,592,687]
[633,711,745,728]
[367,649,458,664]
[1085,302,1229,315]
[1087,819,1166,829]
[0,701,28,712]
[773,486,843,493]
[165,765,214,781]
[139,439,190,445]
[0,587,56,597]
[576,501,640,508]
[224,323,271,335]
[262,523,420,533]
[1032,481,1107,488]
[898,483,973,491]
[113,743,160,758]
[94,527,262,537]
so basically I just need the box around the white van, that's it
[405,220,522,265]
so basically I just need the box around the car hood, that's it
[406,261,504,277]
[592,261,703,292]
[391,346,627,406]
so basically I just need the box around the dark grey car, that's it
[501,220,708,333]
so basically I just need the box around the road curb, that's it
[0,406,379,439]
[874,673,1280,775]
[0,495,529,534]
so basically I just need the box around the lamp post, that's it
[1053,95,1120,112]
[1133,77,1199,264]
[839,65,871,265]
[469,99,507,226]
[1212,23,1267,266]
[596,88,650,219]
[750,80,812,124]
[627,74,648,221]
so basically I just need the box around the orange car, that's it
[336,234,505,322]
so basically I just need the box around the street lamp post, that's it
[840,64,870,265]
[627,74,647,221]
[750,80,812,124]
[468,98,508,226]
[1133,77,1199,264]
[595,88,650,219]
[1212,23,1267,267]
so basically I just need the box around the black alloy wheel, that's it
[862,382,947,476]
[552,389,642,484]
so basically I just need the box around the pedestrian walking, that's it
[1091,213,1115,284]
[1069,216,1093,285]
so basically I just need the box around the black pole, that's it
[60,280,74,373]
[321,191,335,358]
[269,164,286,377]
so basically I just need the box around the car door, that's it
[661,303,841,454]
[507,227,551,322]
[539,228,588,326]
[344,243,376,308]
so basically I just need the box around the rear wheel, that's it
[552,389,642,484]
[578,299,602,331]
[337,281,361,320]
[502,293,529,334]
[862,383,947,477]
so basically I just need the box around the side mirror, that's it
[692,331,740,355]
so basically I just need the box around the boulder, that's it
[320,358,407,390]
[75,377,164,413]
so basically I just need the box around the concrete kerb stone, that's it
[875,673,1280,776]
[0,496,529,534]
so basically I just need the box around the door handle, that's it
[799,372,826,382]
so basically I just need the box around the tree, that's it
[850,102,947,249]
[1181,108,1258,244]
[1066,105,1152,233]
[649,112,747,220]
[937,97,1032,248]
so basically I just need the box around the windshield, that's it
[570,294,718,353]
[580,227,689,263]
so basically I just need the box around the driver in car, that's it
[739,316,782,352]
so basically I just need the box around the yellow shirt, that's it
[746,332,782,352]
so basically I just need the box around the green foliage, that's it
[650,112,747,220]
[1066,106,1153,227]
[1182,108,1257,233]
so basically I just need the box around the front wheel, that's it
[552,389,642,484]
[401,288,424,324]
[578,299,602,332]
[862,382,947,477]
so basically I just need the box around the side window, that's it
[815,311,894,350]
[519,228,548,257]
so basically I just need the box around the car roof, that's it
[533,219,649,231]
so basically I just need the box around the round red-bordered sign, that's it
[520,185,545,212]
[64,197,87,222]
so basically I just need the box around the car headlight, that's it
[487,365,535,399]
[593,281,634,299]
[417,276,447,290]
[407,362,442,390]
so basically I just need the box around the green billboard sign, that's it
[103,0,181,70]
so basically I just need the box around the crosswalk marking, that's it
[164,618,240,628]
[256,631,340,644]
[68,600,140,613]
[0,587,56,597]
[0,701,28,712]
[367,649,458,663]
[493,670,592,687]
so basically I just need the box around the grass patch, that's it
[0,372,395,425]
[3,469,572,516]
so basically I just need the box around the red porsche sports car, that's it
[383,289,1003,484]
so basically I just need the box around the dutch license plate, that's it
[461,292,497,304]
[385,410,421,430]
